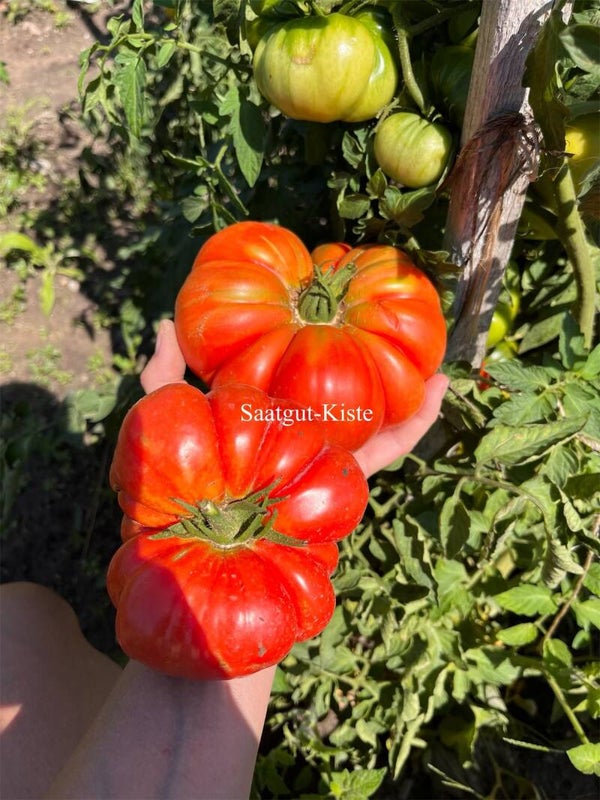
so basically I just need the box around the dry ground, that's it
[1,2,115,397]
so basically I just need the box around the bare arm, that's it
[46,661,275,800]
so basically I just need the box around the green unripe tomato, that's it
[485,339,519,364]
[245,16,275,51]
[374,112,453,188]
[253,13,397,123]
[486,262,521,349]
[250,0,297,15]
[353,6,397,56]
[486,289,521,349]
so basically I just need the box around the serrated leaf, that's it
[586,687,600,719]
[330,767,386,799]
[224,89,266,188]
[392,518,433,589]
[341,131,367,168]
[580,344,600,379]
[366,169,387,198]
[560,24,600,74]
[571,598,600,629]
[484,360,555,391]
[338,193,371,219]
[379,185,436,228]
[493,391,556,425]
[114,47,147,138]
[497,623,538,646]
[558,487,584,532]
[494,584,558,616]
[475,416,587,466]
[542,538,583,588]
[566,743,600,776]
[583,563,600,596]
[439,496,471,558]
[465,647,521,686]
[542,446,580,485]
[559,313,588,369]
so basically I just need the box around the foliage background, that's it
[1,0,599,797]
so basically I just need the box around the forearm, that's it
[45,660,275,800]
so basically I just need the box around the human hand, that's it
[141,319,448,478]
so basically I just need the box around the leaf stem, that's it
[391,9,426,116]
[553,159,596,348]
[546,672,590,746]
[543,547,594,645]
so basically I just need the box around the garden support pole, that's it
[443,0,555,367]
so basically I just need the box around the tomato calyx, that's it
[156,483,306,549]
[297,262,356,323]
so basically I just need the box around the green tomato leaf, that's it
[132,0,145,30]
[379,185,436,228]
[543,638,573,669]
[222,88,266,188]
[566,743,600,776]
[559,312,588,369]
[524,6,569,151]
[484,361,556,391]
[439,495,471,558]
[542,538,584,588]
[581,344,600,380]
[156,40,177,68]
[497,623,538,647]
[114,47,147,139]
[571,598,600,630]
[559,24,600,75]
[493,392,556,425]
[475,416,587,466]
[338,193,371,220]
[494,584,558,616]
[542,446,580,486]
[583,563,600,596]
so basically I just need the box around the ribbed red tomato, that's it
[174,222,447,449]
[107,382,367,679]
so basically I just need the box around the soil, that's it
[0,1,116,398]
[0,2,127,652]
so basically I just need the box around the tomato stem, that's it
[158,481,304,549]
[391,8,427,116]
[297,263,355,323]
[552,158,596,349]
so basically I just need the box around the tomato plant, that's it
[373,112,453,188]
[252,12,397,122]
[430,44,474,127]
[107,381,368,678]
[174,221,447,450]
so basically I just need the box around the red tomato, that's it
[107,382,367,679]
[107,534,339,680]
[174,222,447,449]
